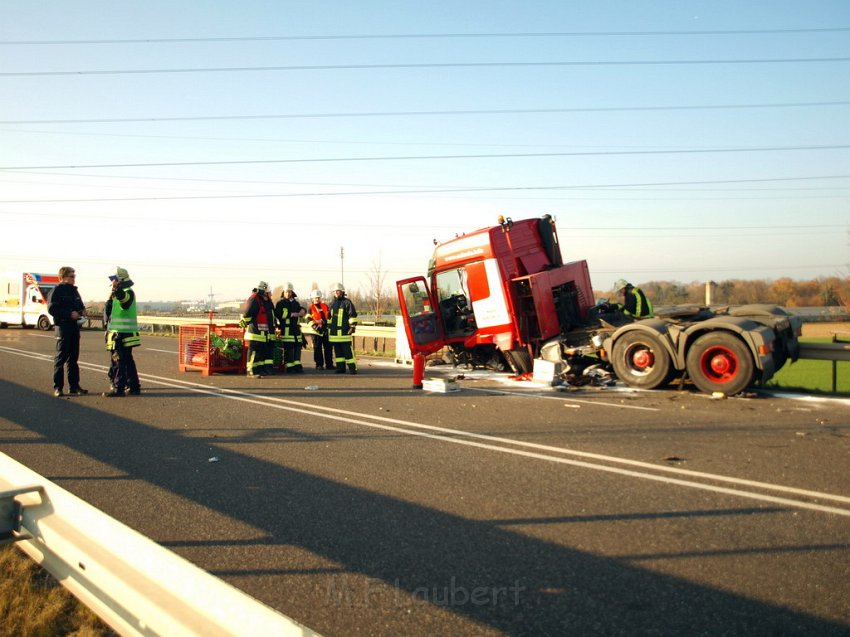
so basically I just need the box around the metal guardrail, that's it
[133,315,397,339]
[0,452,321,637]
[798,341,850,362]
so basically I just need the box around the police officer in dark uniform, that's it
[47,266,88,397]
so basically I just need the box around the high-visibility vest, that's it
[107,288,140,348]
[109,290,138,332]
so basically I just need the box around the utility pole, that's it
[340,246,345,285]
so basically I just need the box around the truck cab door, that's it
[396,276,445,355]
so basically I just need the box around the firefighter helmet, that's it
[256,281,269,292]
[332,282,345,293]
[614,278,630,291]
[311,289,322,298]
[284,282,295,291]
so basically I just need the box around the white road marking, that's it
[3,345,849,518]
[145,348,175,354]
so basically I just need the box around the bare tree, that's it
[366,256,391,324]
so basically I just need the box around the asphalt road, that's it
[1,327,849,637]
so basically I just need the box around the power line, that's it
[3,57,850,77]
[3,27,849,45]
[1,174,847,204]
[3,169,849,193]
[3,100,848,126]
[0,210,844,232]
[2,144,848,171]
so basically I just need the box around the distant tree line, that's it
[607,276,850,309]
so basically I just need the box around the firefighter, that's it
[47,266,88,397]
[308,289,334,370]
[240,281,275,377]
[614,279,654,319]
[274,283,306,374]
[327,282,359,374]
[103,267,141,397]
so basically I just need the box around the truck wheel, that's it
[504,349,533,375]
[37,315,52,331]
[685,332,754,396]
[611,331,671,389]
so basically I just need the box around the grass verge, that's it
[0,545,111,637]
[764,338,850,395]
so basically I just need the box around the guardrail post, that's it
[833,334,838,393]
[0,484,43,545]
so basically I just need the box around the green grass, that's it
[0,545,111,637]
[764,338,850,395]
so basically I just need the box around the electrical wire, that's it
[2,144,849,171]
[4,57,850,77]
[1,174,848,204]
[3,100,848,126]
[3,26,849,45]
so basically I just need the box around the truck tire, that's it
[503,349,533,375]
[37,315,52,331]
[685,332,754,396]
[610,331,671,390]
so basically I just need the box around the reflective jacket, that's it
[328,295,358,342]
[242,292,274,342]
[308,302,331,333]
[622,286,653,319]
[107,281,140,348]
[274,297,305,343]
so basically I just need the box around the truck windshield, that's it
[434,268,475,337]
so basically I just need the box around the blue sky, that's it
[1,1,848,303]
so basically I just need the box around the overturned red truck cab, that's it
[397,215,801,396]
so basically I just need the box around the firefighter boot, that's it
[335,363,346,374]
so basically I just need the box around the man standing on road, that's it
[274,283,306,374]
[327,282,359,374]
[308,289,334,370]
[47,266,88,397]
[241,281,275,378]
[103,267,141,397]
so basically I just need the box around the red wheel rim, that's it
[698,346,738,383]
[632,348,654,369]
[624,343,654,375]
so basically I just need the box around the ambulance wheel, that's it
[685,332,754,396]
[611,331,671,390]
[37,315,52,331]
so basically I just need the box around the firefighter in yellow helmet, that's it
[327,282,359,374]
